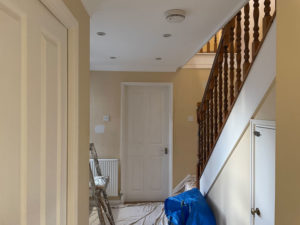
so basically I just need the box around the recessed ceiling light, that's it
[97,32,106,36]
[163,33,172,38]
[110,56,117,59]
[155,57,162,61]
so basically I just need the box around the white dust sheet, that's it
[89,202,169,225]
[89,175,197,225]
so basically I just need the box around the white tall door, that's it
[252,126,275,225]
[125,85,170,202]
[0,0,68,224]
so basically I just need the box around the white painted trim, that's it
[250,120,276,130]
[121,82,173,87]
[182,53,215,69]
[40,0,78,29]
[120,82,174,202]
[120,84,126,202]
[109,199,123,206]
[39,1,80,225]
[200,20,276,195]
[250,120,275,225]
[91,64,177,72]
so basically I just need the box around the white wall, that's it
[206,83,275,225]
[207,127,251,225]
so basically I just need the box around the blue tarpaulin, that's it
[164,188,216,225]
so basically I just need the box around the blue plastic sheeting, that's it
[164,188,216,225]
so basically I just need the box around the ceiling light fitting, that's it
[110,56,117,59]
[163,33,172,38]
[97,31,106,36]
[155,57,162,61]
[165,9,186,23]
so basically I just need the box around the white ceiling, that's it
[82,0,247,72]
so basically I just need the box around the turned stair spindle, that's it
[235,11,242,94]
[206,96,210,153]
[197,102,202,184]
[214,68,218,140]
[201,107,205,171]
[252,0,260,58]
[223,28,229,116]
[229,19,235,105]
[209,83,214,148]
[263,0,272,35]
[218,47,224,129]
[207,41,211,53]
[243,3,250,77]
[214,35,218,52]
[202,104,207,164]
[205,99,209,160]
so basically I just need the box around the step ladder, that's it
[89,143,115,225]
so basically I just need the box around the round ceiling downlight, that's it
[165,9,186,23]
[155,57,162,61]
[110,56,117,59]
[97,31,106,36]
[163,33,172,38]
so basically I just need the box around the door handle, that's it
[251,208,261,216]
[164,147,168,155]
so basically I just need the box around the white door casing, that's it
[121,83,173,202]
[250,120,276,225]
[0,0,72,224]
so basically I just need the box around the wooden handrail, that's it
[197,0,276,187]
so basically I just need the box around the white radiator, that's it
[89,159,119,197]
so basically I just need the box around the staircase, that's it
[196,0,276,188]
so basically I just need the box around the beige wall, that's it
[276,1,300,224]
[206,83,275,225]
[90,69,210,187]
[62,1,90,224]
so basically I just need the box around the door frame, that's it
[120,82,173,202]
[38,1,80,224]
[250,119,276,225]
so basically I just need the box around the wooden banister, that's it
[197,0,276,186]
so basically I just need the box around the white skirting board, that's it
[200,20,276,195]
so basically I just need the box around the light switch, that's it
[103,115,110,122]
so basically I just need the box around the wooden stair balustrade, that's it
[199,31,222,53]
[196,0,276,186]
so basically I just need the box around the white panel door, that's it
[125,85,170,202]
[0,0,68,224]
[252,126,275,225]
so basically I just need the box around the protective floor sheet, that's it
[89,202,168,225]
[89,175,196,225]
